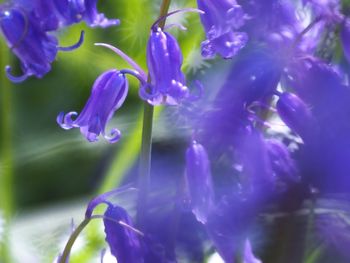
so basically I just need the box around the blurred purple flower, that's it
[199,47,282,154]
[57,69,128,143]
[206,194,259,263]
[0,6,85,82]
[285,57,350,193]
[139,26,189,105]
[104,204,144,263]
[0,7,58,82]
[197,0,248,59]
[185,141,214,224]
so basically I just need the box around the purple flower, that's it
[57,69,128,143]
[0,6,85,82]
[104,204,144,263]
[0,6,58,82]
[139,26,189,105]
[52,0,120,28]
[185,141,214,224]
[199,47,282,154]
[285,57,350,193]
[206,194,258,263]
[197,0,247,59]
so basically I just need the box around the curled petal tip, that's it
[57,111,77,130]
[57,31,85,52]
[104,128,121,144]
[5,65,28,83]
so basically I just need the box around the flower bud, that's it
[276,92,313,138]
[185,141,214,224]
[140,27,188,105]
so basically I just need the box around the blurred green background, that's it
[0,0,208,262]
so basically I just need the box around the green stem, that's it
[0,38,13,262]
[136,0,171,227]
[58,218,91,263]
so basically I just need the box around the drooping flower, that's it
[197,0,248,59]
[104,204,144,263]
[199,47,282,154]
[57,69,128,143]
[139,25,189,105]
[284,57,350,193]
[0,6,84,82]
[205,194,259,263]
[0,6,58,82]
[185,141,214,224]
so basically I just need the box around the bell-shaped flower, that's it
[284,57,350,193]
[140,26,189,105]
[53,0,120,28]
[0,6,85,82]
[57,69,128,143]
[206,194,260,263]
[185,141,214,224]
[197,0,247,59]
[104,204,144,263]
[0,7,58,82]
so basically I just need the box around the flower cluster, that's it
[4,0,350,262]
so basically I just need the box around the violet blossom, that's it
[140,25,189,105]
[57,69,128,143]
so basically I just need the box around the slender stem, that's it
[136,0,171,227]
[0,38,13,263]
[58,218,91,263]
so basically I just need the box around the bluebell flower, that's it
[104,204,144,263]
[199,47,282,154]
[197,0,248,59]
[284,57,350,193]
[0,6,84,82]
[139,25,189,105]
[206,194,260,263]
[57,69,128,143]
[0,7,58,82]
[185,141,214,224]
